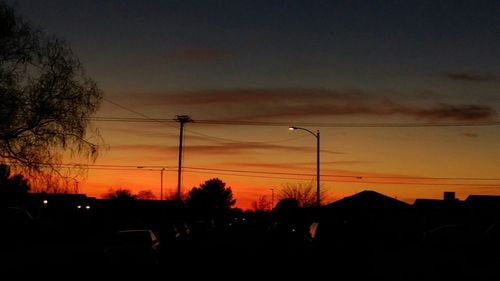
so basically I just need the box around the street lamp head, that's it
[288,126,296,131]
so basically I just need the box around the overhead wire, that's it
[90,115,500,127]
[183,169,500,187]
[97,100,311,144]
[89,100,500,188]
[102,98,178,129]
[43,162,500,182]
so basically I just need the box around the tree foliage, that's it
[0,2,103,174]
[0,163,29,197]
[102,188,137,200]
[186,178,236,210]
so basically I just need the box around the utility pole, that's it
[316,130,320,208]
[174,115,192,202]
[160,168,165,201]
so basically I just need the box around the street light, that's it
[289,126,320,208]
[137,167,166,200]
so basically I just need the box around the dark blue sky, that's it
[8,0,499,96]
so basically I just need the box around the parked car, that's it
[104,229,161,265]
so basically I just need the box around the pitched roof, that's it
[324,190,411,210]
[465,195,500,206]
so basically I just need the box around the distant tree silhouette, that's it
[186,178,236,210]
[0,164,30,202]
[278,182,329,207]
[0,2,103,175]
[102,188,137,200]
[252,195,271,212]
[136,190,156,200]
[164,191,187,201]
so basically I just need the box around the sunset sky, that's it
[8,0,500,209]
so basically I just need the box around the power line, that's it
[102,98,178,129]
[89,116,308,144]
[89,112,500,146]
[21,161,500,187]
[98,100,289,144]
[184,127,308,144]
[194,119,500,127]
[183,170,500,187]
[91,104,500,148]
[183,166,500,181]
[90,115,500,127]
[32,162,500,182]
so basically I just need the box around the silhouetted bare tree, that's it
[102,188,137,200]
[252,195,271,211]
[164,191,187,201]
[136,190,156,200]
[0,2,103,175]
[278,182,329,207]
[186,178,236,210]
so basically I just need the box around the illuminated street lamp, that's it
[289,126,320,207]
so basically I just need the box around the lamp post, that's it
[160,168,165,201]
[289,126,320,208]
[138,167,165,200]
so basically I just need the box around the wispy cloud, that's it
[111,142,341,156]
[167,48,235,62]
[111,144,176,154]
[105,127,178,139]
[224,160,373,170]
[438,72,498,83]
[460,132,479,138]
[409,104,494,121]
[185,142,340,155]
[131,88,496,122]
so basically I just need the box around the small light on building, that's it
[42,200,48,205]
[85,205,91,210]
[77,205,82,209]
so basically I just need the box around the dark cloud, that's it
[131,88,496,122]
[438,72,497,83]
[167,48,235,62]
[135,89,362,106]
[412,104,494,121]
